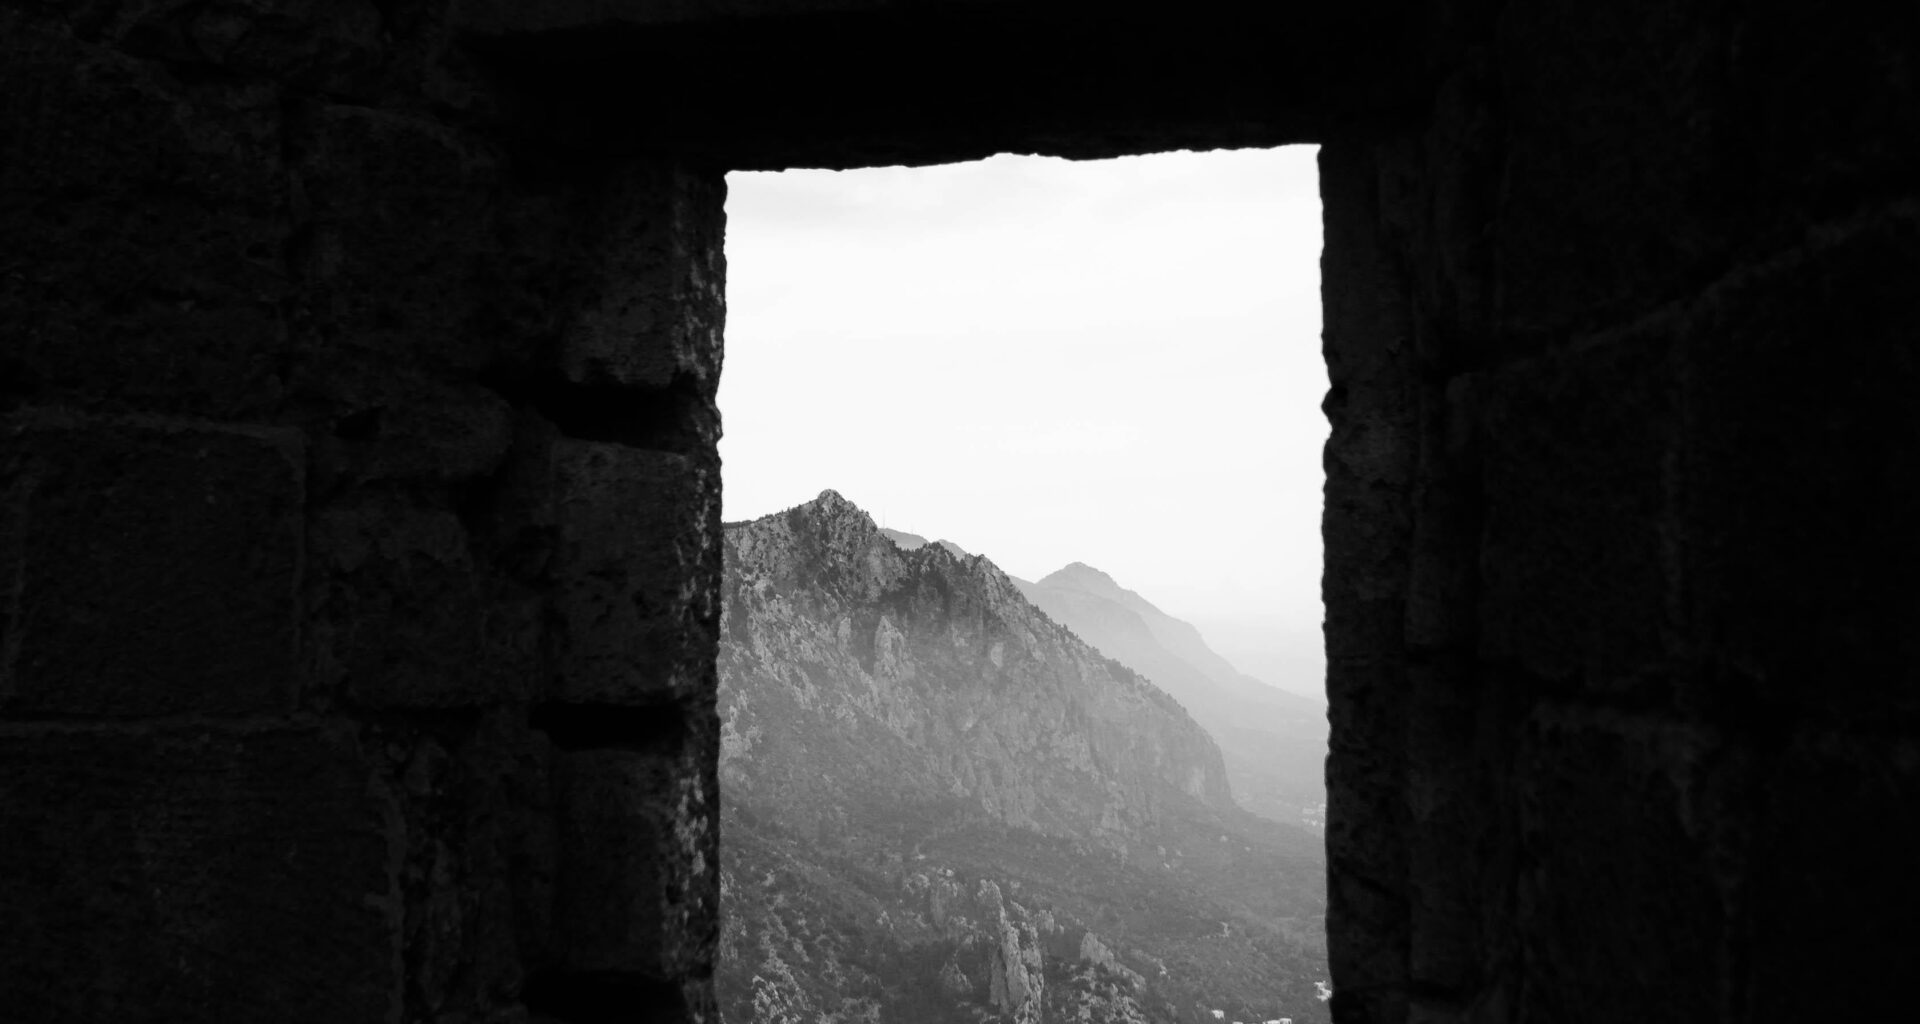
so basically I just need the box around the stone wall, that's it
[2,4,723,1021]
[1319,4,1920,1022]
[3,1,1915,1022]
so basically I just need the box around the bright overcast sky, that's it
[719,147,1327,697]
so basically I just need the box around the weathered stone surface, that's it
[0,14,293,419]
[1512,712,1733,1024]
[560,161,726,393]
[553,743,717,980]
[1728,3,1920,237]
[308,364,517,488]
[1748,730,1920,1022]
[45,1,389,93]
[1681,210,1920,722]
[1491,0,1733,334]
[451,0,914,34]
[1473,329,1678,693]
[1402,379,1481,655]
[383,709,557,1020]
[0,13,286,203]
[312,492,539,709]
[548,439,718,705]
[1319,140,1418,668]
[0,723,398,1023]
[1,411,303,717]
[1403,662,1507,995]
[1315,6,1919,1021]
[300,103,506,370]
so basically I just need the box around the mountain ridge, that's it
[869,505,1329,827]
[723,490,1231,842]
[1016,564,1329,828]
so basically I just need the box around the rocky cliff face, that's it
[717,492,1329,1024]
[722,491,1234,851]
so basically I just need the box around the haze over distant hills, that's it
[879,527,973,560]
[1014,565,1327,829]
[720,493,1329,1024]
[885,530,1329,827]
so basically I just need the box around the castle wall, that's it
[1319,5,1920,1021]
[2,5,723,1020]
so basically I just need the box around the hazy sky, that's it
[719,147,1328,697]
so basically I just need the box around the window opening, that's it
[716,148,1331,1024]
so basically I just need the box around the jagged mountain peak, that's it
[731,493,1031,613]
[810,487,858,511]
[800,488,874,525]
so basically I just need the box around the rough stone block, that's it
[1682,214,1920,721]
[0,15,295,418]
[1731,2,1920,231]
[1404,378,1481,653]
[0,723,398,1023]
[309,363,515,487]
[1322,438,1414,665]
[450,0,898,34]
[552,745,716,981]
[1326,831,1409,1008]
[1404,663,1511,992]
[0,14,284,203]
[1491,0,1730,333]
[1326,658,1409,886]
[1325,657,1411,1005]
[1748,730,1920,1021]
[548,440,718,704]
[302,104,502,369]
[385,710,556,1018]
[1473,329,1677,694]
[559,161,726,394]
[1318,141,1419,668]
[1319,140,1419,383]
[105,0,389,95]
[1,411,303,717]
[1513,712,1731,1024]
[311,493,534,708]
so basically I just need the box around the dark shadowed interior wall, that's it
[2,2,1913,1023]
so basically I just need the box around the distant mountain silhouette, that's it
[880,526,971,559]
[1013,564,1329,827]
[719,491,1329,1024]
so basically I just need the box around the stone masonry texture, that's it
[1,1,1914,1023]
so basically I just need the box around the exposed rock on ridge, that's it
[721,490,1235,850]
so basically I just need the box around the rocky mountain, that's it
[1013,566,1328,829]
[719,492,1329,1024]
